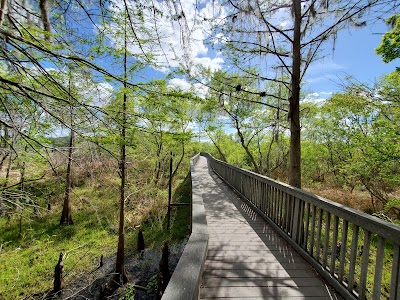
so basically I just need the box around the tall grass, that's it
[0,160,192,299]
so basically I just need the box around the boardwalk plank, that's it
[201,277,326,287]
[202,268,318,278]
[195,156,341,300]
[203,262,312,270]
[200,286,331,298]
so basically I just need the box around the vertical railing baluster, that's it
[292,195,297,237]
[206,154,400,300]
[338,220,348,283]
[256,180,260,209]
[270,186,274,220]
[266,185,270,217]
[297,198,304,243]
[288,195,295,237]
[274,187,279,224]
[303,202,310,251]
[274,187,278,223]
[389,243,400,300]
[322,212,331,268]
[330,216,339,275]
[241,173,244,195]
[372,236,385,300]
[244,173,247,196]
[278,189,284,227]
[285,193,289,233]
[248,176,251,200]
[261,182,268,214]
[347,224,359,293]
[273,186,277,221]
[277,188,281,224]
[310,205,316,257]
[256,181,259,210]
[251,178,255,205]
[292,197,300,242]
[315,208,323,261]
[359,230,371,300]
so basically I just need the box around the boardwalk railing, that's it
[203,153,400,300]
[162,154,208,300]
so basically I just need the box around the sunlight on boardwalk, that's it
[195,156,342,300]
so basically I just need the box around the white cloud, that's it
[91,82,114,106]
[106,0,225,74]
[192,56,224,75]
[168,78,209,99]
[304,74,338,84]
[303,91,333,104]
[307,60,345,75]
[169,78,192,90]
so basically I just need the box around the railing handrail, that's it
[202,152,400,300]
[161,153,208,300]
[202,153,400,244]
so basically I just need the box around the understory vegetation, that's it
[1,0,399,299]
[0,141,193,299]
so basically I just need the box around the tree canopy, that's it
[376,14,400,63]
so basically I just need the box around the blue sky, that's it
[105,1,398,104]
[304,20,398,97]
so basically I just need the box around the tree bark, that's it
[115,12,128,282]
[39,0,52,42]
[234,119,260,174]
[60,78,74,225]
[3,151,12,187]
[154,131,163,186]
[0,0,7,27]
[289,0,302,188]
[60,127,74,225]
[206,131,227,162]
[53,252,64,296]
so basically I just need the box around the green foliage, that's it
[376,14,400,63]
[119,285,135,300]
[146,274,159,293]
[0,145,193,299]
[303,73,400,214]
[198,70,289,176]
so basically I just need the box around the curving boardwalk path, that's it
[195,156,343,300]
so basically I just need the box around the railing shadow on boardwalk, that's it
[164,153,400,300]
[203,153,400,300]
[200,158,340,299]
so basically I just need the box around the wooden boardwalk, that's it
[195,156,342,300]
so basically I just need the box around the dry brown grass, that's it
[305,185,375,214]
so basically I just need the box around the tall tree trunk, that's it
[235,119,260,174]
[115,12,128,282]
[206,131,227,162]
[171,142,185,179]
[3,131,14,188]
[19,144,29,191]
[154,132,163,186]
[0,0,7,27]
[0,151,9,171]
[39,0,52,42]
[289,0,302,188]
[60,127,74,225]
[60,77,74,225]
[3,151,12,187]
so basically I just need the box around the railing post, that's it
[292,197,302,243]
[203,152,400,300]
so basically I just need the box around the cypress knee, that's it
[137,228,145,253]
[53,252,64,295]
[159,242,170,292]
